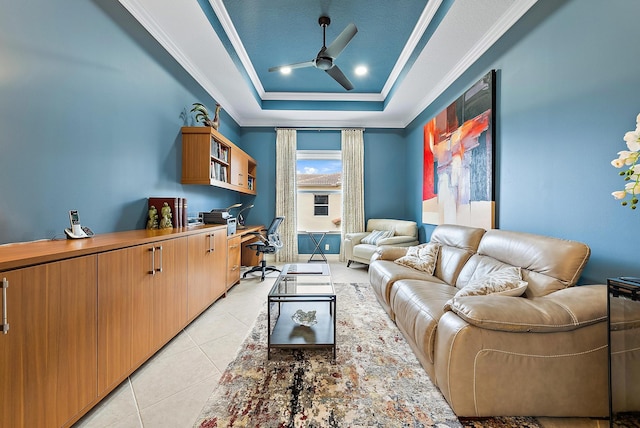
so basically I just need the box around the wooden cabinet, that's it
[97,247,134,395]
[230,150,247,188]
[0,225,232,427]
[187,228,226,321]
[1,256,97,428]
[97,237,188,394]
[151,238,188,350]
[227,235,241,289]
[57,256,98,426]
[181,127,257,195]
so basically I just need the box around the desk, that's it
[232,225,264,267]
[305,231,328,262]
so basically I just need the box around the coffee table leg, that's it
[333,296,337,361]
[267,298,271,360]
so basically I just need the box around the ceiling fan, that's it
[268,16,358,91]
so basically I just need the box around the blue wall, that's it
[0,0,245,244]
[405,0,640,283]
[238,128,408,254]
[3,0,637,284]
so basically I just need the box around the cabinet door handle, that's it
[208,233,215,253]
[2,278,9,334]
[156,246,163,273]
[230,244,239,249]
[149,247,156,275]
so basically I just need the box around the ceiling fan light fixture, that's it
[315,57,333,71]
[280,66,292,75]
[268,16,358,91]
[355,65,368,76]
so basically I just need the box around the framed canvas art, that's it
[422,70,496,229]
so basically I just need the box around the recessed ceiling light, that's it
[280,67,292,75]
[355,66,368,76]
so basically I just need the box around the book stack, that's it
[147,197,188,229]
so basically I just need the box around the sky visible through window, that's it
[297,159,342,174]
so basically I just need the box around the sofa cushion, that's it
[457,229,591,297]
[453,266,528,298]
[391,279,457,365]
[361,229,394,245]
[367,218,418,239]
[369,260,446,315]
[444,284,607,333]
[394,243,440,274]
[353,243,378,261]
[429,225,486,285]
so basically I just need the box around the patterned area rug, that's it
[195,282,542,428]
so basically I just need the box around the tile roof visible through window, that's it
[297,173,342,187]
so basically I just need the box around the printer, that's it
[200,209,237,235]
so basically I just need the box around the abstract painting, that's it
[422,70,496,229]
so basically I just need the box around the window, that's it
[314,195,329,216]
[297,150,342,232]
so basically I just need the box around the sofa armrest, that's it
[344,232,369,246]
[377,236,419,246]
[444,284,607,333]
[371,245,410,262]
[435,301,608,417]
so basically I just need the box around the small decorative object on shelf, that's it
[611,113,640,209]
[291,309,317,327]
[148,197,186,228]
[159,202,173,229]
[190,102,221,129]
[147,205,158,230]
[212,103,221,130]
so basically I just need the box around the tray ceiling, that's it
[118,0,537,128]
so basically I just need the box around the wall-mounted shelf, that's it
[181,127,257,195]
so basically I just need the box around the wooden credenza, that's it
[0,225,243,427]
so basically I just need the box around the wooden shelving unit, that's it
[181,127,257,195]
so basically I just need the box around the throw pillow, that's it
[454,266,528,298]
[361,229,394,245]
[394,242,440,275]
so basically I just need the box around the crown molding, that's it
[208,0,266,97]
[381,0,443,99]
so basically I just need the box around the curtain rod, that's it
[274,127,365,132]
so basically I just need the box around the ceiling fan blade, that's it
[268,60,315,72]
[324,23,357,59]
[325,65,354,91]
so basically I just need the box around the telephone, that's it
[64,210,94,239]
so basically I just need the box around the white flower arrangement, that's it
[611,113,640,209]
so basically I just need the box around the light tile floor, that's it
[74,257,606,428]
[73,256,368,428]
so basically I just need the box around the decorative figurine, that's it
[190,102,221,130]
[159,202,173,229]
[211,103,221,130]
[291,309,317,327]
[147,205,158,230]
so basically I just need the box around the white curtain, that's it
[275,129,298,262]
[340,129,365,262]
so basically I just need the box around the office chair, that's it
[242,216,285,281]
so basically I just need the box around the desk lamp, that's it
[236,204,254,228]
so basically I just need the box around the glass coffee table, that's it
[267,263,336,360]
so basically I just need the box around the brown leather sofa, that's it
[368,224,609,417]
